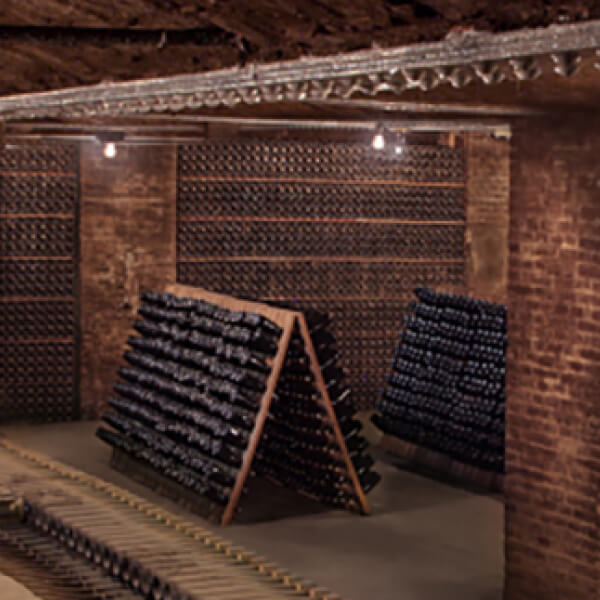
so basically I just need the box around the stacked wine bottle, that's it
[256,307,381,510]
[97,290,282,517]
[372,287,506,474]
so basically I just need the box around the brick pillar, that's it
[465,132,509,302]
[505,116,600,599]
[79,143,177,418]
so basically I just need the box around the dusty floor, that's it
[0,420,503,600]
[0,575,42,600]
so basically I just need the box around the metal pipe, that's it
[2,115,510,145]
[308,98,543,116]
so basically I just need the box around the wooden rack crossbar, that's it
[179,176,465,188]
[0,213,74,220]
[178,217,466,225]
[0,297,73,303]
[0,170,75,178]
[106,283,371,525]
[178,257,465,264]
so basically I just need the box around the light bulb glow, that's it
[372,133,385,150]
[395,145,403,155]
[103,142,117,158]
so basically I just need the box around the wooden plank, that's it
[179,216,466,225]
[178,257,466,263]
[296,313,371,515]
[0,170,74,177]
[0,256,72,261]
[255,296,414,302]
[0,337,73,344]
[220,316,294,525]
[0,296,73,302]
[167,283,298,331]
[180,175,465,187]
[0,213,74,219]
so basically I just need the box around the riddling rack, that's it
[256,302,381,506]
[372,287,506,491]
[97,284,378,525]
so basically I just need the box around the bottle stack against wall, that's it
[96,290,281,512]
[0,143,78,422]
[372,288,506,473]
[256,307,380,509]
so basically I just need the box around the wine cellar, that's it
[176,137,467,409]
[0,6,599,600]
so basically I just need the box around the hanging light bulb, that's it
[372,132,385,150]
[371,124,386,151]
[394,131,406,157]
[96,132,124,159]
[103,142,117,159]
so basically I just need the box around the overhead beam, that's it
[3,114,511,135]
[309,98,544,116]
[0,20,599,120]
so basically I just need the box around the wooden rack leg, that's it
[220,312,296,526]
[296,314,371,515]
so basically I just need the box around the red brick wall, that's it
[505,116,600,599]
[465,132,509,302]
[79,143,176,418]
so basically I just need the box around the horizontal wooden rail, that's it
[0,213,74,220]
[1,337,73,344]
[178,256,466,263]
[0,296,73,303]
[257,296,414,302]
[0,170,74,177]
[0,256,72,261]
[179,175,465,187]
[178,216,466,225]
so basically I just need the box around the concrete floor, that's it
[0,421,503,600]
[0,576,41,600]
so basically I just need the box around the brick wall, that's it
[465,132,509,302]
[79,143,176,418]
[505,116,600,599]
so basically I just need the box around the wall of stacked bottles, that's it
[0,143,79,421]
[177,138,465,408]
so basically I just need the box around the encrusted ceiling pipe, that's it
[0,20,598,120]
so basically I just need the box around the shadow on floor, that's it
[236,476,331,523]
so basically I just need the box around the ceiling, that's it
[0,0,599,96]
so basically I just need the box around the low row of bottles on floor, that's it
[372,288,506,473]
[257,304,381,509]
[97,290,283,511]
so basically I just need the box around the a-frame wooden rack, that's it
[103,284,371,525]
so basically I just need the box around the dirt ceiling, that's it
[0,0,599,96]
